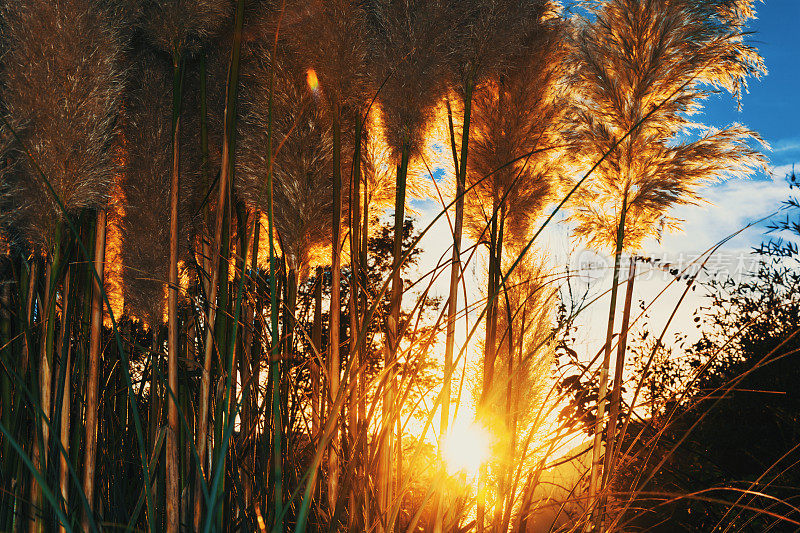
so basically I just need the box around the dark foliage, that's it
[615,259,800,531]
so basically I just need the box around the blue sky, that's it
[704,0,800,163]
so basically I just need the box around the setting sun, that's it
[443,421,491,478]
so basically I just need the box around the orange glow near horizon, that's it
[306,68,319,93]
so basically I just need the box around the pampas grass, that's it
[563,1,767,525]
[0,0,125,251]
[0,1,781,531]
[120,52,199,326]
[464,20,566,249]
[137,0,232,59]
[287,1,372,512]
[433,15,563,526]
[565,0,767,251]
[0,2,125,529]
[366,3,453,522]
[236,45,334,276]
[462,18,567,531]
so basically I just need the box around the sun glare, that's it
[443,421,491,478]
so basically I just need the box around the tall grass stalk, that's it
[437,82,471,533]
[328,105,344,518]
[263,30,284,533]
[55,265,73,533]
[193,2,246,527]
[599,257,637,525]
[31,221,66,533]
[81,209,107,531]
[1,109,151,533]
[166,51,185,533]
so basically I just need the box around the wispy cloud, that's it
[765,136,800,167]
[772,137,800,154]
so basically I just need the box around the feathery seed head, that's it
[0,0,126,252]
[464,20,569,247]
[235,44,335,276]
[288,0,371,114]
[564,0,767,251]
[480,252,557,428]
[138,0,233,58]
[442,0,560,95]
[120,52,199,324]
[367,0,451,163]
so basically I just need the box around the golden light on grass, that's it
[103,185,125,327]
[443,420,491,478]
[306,68,319,93]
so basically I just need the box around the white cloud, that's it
[558,166,800,358]
[641,163,800,259]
